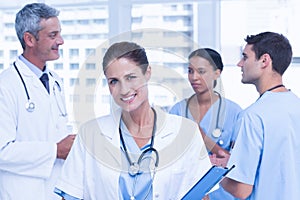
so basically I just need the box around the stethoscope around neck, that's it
[13,62,67,116]
[119,108,159,177]
[186,91,223,141]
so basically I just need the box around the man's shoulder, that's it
[0,67,17,86]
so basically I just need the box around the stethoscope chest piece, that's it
[25,101,35,112]
[129,162,140,176]
[212,128,222,138]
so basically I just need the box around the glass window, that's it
[86,63,96,70]
[70,78,79,86]
[132,17,142,23]
[86,78,96,86]
[101,94,110,104]
[93,19,106,24]
[4,23,14,28]
[62,20,75,25]
[70,63,79,70]
[59,49,63,58]
[78,19,89,25]
[102,78,107,87]
[5,36,17,41]
[86,94,95,102]
[183,4,192,11]
[9,50,18,59]
[85,48,96,57]
[54,63,63,70]
[69,48,79,58]
[70,94,80,103]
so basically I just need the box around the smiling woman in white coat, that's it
[0,3,75,200]
[54,41,214,200]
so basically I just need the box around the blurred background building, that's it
[1,0,299,128]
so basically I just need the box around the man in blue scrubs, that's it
[221,32,300,199]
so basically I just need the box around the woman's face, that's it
[105,57,150,112]
[188,56,220,94]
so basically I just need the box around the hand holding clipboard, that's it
[181,165,235,200]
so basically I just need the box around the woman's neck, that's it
[122,104,154,136]
[194,91,219,105]
[188,91,219,123]
[121,105,155,148]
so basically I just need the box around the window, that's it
[4,23,14,28]
[101,94,110,103]
[70,63,79,70]
[54,63,63,70]
[59,49,63,58]
[5,36,17,41]
[78,19,89,25]
[62,20,75,25]
[86,78,96,86]
[88,34,107,39]
[86,63,96,70]
[132,17,142,23]
[132,32,143,39]
[70,94,80,103]
[85,48,96,57]
[86,94,95,102]
[170,5,177,11]
[10,50,18,59]
[183,4,192,11]
[183,16,192,26]
[102,78,107,87]
[0,63,3,70]
[69,48,79,58]
[70,78,79,86]
[93,19,106,24]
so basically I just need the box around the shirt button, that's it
[155,193,159,198]
[218,139,224,145]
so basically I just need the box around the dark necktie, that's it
[40,73,49,93]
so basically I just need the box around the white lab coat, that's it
[55,106,214,199]
[0,57,68,200]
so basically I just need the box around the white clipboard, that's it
[181,165,235,200]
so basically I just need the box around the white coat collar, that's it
[14,57,36,77]
[14,57,51,96]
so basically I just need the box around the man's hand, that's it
[57,134,76,160]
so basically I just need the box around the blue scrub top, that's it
[118,120,153,200]
[169,96,242,200]
[169,97,241,151]
[227,91,300,200]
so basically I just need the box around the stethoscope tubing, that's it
[13,62,30,101]
[185,91,222,136]
[119,107,159,176]
[13,62,67,116]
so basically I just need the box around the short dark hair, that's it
[188,48,224,72]
[245,31,292,75]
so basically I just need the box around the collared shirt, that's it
[19,55,48,78]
